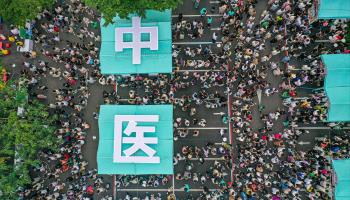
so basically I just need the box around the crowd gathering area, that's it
[1,0,350,199]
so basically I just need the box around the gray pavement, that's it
[1,0,349,199]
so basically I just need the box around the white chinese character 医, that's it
[114,115,160,163]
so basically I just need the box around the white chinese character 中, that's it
[114,115,160,163]
[115,17,158,64]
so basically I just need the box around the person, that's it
[200,7,207,17]
[193,0,200,9]
[207,16,213,28]
[212,32,217,43]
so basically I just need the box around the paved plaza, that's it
[1,0,350,199]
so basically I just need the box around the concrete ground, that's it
[1,0,349,199]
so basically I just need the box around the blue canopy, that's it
[318,0,350,19]
[99,10,172,74]
[322,54,350,122]
[333,159,350,200]
[97,105,173,175]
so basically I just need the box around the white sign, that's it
[114,115,160,163]
[115,17,158,64]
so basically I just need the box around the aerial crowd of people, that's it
[0,0,349,199]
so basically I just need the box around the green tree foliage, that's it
[84,0,183,25]
[0,0,55,25]
[0,77,58,199]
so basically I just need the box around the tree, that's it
[84,0,183,25]
[0,75,58,199]
[0,0,55,25]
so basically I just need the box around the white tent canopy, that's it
[18,39,33,52]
